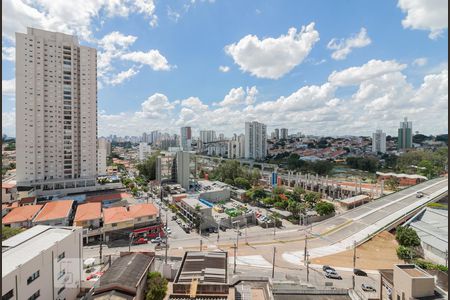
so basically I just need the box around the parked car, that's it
[354,269,368,276]
[171,215,177,221]
[165,228,172,234]
[151,237,163,243]
[361,284,376,292]
[133,238,148,245]
[416,191,424,198]
[323,265,336,272]
[325,272,342,280]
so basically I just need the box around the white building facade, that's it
[199,130,216,144]
[372,129,387,153]
[15,28,97,193]
[139,142,152,161]
[180,127,192,151]
[244,121,267,160]
[2,225,83,300]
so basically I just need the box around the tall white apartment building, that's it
[139,142,152,161]
[199,130,216,144]
[16,28,97,193]
[98,137,111,156]
[176,151,192,190]
[228,134,245,159]
[2,225,83,300]
[244,121,267,160]
[238,134,246,158]
[97,138,110,176]
[372,129,387,153]
[280,128,289,140]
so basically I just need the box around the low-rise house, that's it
[2,182,17,203]
[73,202,102,229]
[376,172,427,186]
[32,200,74,226]
[2,205,43,228]
[90,252,155,300]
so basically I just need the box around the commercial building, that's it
[280,128,288,140]
[372,129,387,153]
[169,251,231,299]
[16,28,98,194]
[90,252,155,299]
[2,225,83,300]
[156,151,177,183]
[398,117,413,150]
[176,151,193,190]
[200,130,216,144]
[2,204,43,228]
[32,199,74,226]
[274,128,280,140]
[176,197,216,230]
[181,127,192,151]
[245,121,267,160]
[138,142,152,161]
[405,207,448,265]
[379,264,447,300]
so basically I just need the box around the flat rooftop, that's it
[2,225,77,275]
[181,197,210,210]
[398,265,430,277]
[176,251,227,284]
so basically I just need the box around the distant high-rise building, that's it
[274,128,280,140]
[280,128,288,140]
[16,28,97,192]
[245,121,267,160]
[218,133,225,141]
[176,151,192,190]
[180,127,192,151]
[142,132,149,143]
[150,130,161,145]
[139,142,152,161]
[199,130,216,144]
[238,134,246,158]
[372,129,387,153]
[97,138,110,176]
[398,117,413,150]
[98,137,111,156]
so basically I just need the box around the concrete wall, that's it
[199,189,231,203]
[33,217,70,226]
[393,265,435,300]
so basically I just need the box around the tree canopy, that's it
[146,272,168,300]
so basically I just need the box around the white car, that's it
[165,228,172,234]
[151,237,163,243]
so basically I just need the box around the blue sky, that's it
[2,0,448,137]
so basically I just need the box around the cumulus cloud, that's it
[327,27,372,60]
[328,59,407,86]
[2,79,15,96]
[219,65,230,73]
[397,0,448,39]
[412,57,428,67]
[219,86,258,107]
[2,0,158,42]
[136,93,175,119]
[107,67,140,86]
[225,23,320,79]
[2,47,15,61]
[121,50,172,71]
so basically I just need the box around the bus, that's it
[132,223,166,239]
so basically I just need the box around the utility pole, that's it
[99,239,103,261]
[235,222,240,250]
[245,216,248,244]
[306,251,310,283]
[165,211,169,264]
[200,239,203,251]
[304,231,308,264]
[273,214,276,237]
[272,246,276,279]
[128,233,133,253]
[233,243,237,274]
[217,218,221,243]
[352,240,357,289]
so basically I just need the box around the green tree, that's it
[396,245,415,260]
[385,177,400,191]
[315,201,335,216]
[396,227,421,247]
[287,200,305,218]
[417,160,437,178]
[131,186,139,196]
[251,187,267,200]
[304,192,321,207]
[2,226,25,241]
[234,177,251,190]
[146,272,168,300]
[292,187,305,201]
[272,186,285,195]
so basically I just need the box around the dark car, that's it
[171,215,177,221]
[354,269,368,276]
[323,265,336,272]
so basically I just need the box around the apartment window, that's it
[111,223,117,227]
[27,270,40,285]
[27,290,40,300]
[2,289,14,300]
[57,252,65,261]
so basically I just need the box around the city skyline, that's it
[2,0,448,138]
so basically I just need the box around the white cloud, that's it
[219,65,230,73]
[167,6,181,22]
[181,97,209,110]
[225,23,320,79]
[327,27,372,60]
[412,57,428,67]
[2,79,15,96]
[328,59,407,86]
[398,0,448,39]
[107,67,140,86]
[219,86,258,107]
[2,47,15,61]
[136,93,176,119]
[2,0,158,42]
[121,50,172,71]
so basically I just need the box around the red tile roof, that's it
[33,200,74,222]
[103,204,158,224]
[19,196,36,205]
[2,205,43,224]
[86,192,131,203]
[74,203,102,222]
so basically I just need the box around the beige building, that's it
[245,121,267,160]
[2,225,83,300]
[15,27,97,194]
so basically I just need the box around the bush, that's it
[413,258,448,272]
[397,246,415,260]
[146,272,167,300]
[315,201,335,216]
[234,177,251,190]
[396,227,421,247]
